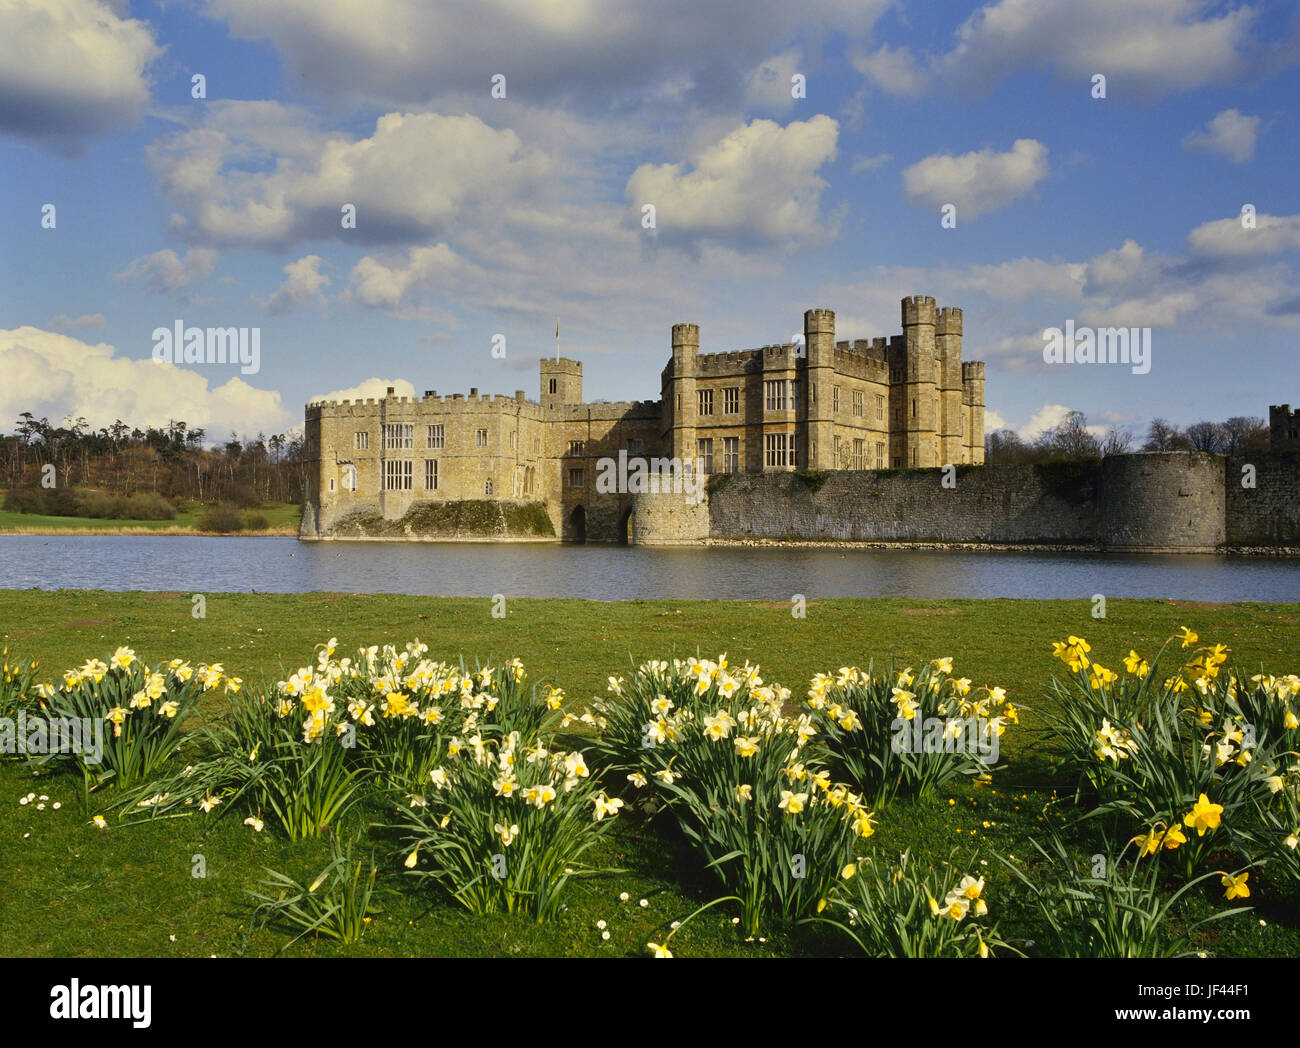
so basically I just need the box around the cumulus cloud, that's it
[205,0,889,111]
[1084,239,1146,294]
[1186,212,1300,263]
[1183,109,1263,163]
[47,312,105,332]
[984,408,1008,431]
[851,44,931,96]
[309,377,418,404]
[625,115,840,251]
[0,327,292,434]
[262,255,330,314]
[902,139,1048,220]
[149,104,553,250]
[850,152,892,174]
[116,247,219,297]
[0,0,161,149]
[1018,404,1074,441]
[860,0,1265,97]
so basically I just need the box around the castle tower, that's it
[1270,404,1300,452]
[540,358,582,412]
[962,361,985,465]
[669,322,699,465]
[936,307,964,464]
[804,308,836,470]
[901,295,939,468]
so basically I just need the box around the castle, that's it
[300,296,986,542]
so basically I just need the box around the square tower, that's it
[541,358,583,412]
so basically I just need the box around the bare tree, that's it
[1101,425,1134,457]
[1184,420,1227,454]
[1144,418,1188,451]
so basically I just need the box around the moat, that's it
[1,536,1297,601]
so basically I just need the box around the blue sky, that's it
[3,0,1299,444]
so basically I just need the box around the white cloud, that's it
[47,312,105,332]
[1083,239,1145,294]
[850,152,893,174]
[743,49,803,113]
[262,255,330,314]
[149,104,554,250]
[851,44,931,96]
[865,0,1264,97]
[948,257,1085,301]
[1018,404,1073,441]
[1079,292,1199,329]
[0,0,161,148]
[902,139,1049,220]
[309,377,418,404]
[1183,108,1262,163]
[625,115,840,251]
[984,408,1008,431]
[1186,212,1300,263]
[116,247,219,297]
[0,327,292,434]
[205,0,889,110]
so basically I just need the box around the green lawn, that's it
[1,592,1297,957]
[0,501,301,534]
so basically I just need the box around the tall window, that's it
[875,442,884,469]
[833,386,841,413]
[697,389,714,416]
[354,431,369,450]
[723,436,739,473]
[549,378,557,394]
[567,468,584,488]
[723,387,739,414]
[425,459,438,490]
[627,438,643,455]
[384,459,413,490]
[852,390,864,417]
[764,432,788,468]
[427,424,444,449]
[696,437,714,475]
[791,379,801,409]
[568,440,585,456]
[476,428,488,447]
[383,424,412,450]
[790,431,799,468]
[876,394,884,421]
[485,478,493,495]
[764,380,787,411]
[509,431,517,451]
[853,438,865,469]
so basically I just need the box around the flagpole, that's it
[555,318,560,362]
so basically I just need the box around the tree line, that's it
[984,412,1270,465]
[2,413,307,507]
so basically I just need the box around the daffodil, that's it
[1221,871,1250,900]
[1183,794,1224,837]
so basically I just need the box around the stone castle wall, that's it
[1225,452,1300,545]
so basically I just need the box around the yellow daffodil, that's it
[1184,794,1224,837]
[1221,871,1249,900]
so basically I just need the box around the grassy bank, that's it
[1,592,1297,958]
[0,501,302,535]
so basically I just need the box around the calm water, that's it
[0,536,1296,601]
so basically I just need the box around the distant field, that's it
[0,501,301,535]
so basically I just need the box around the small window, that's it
[427,425,444,449]
[354,431,369,450]
[696,437,714,475]
[875,395,884,421]
[723,387,739,414]
[549,378,557,395]
[567,468,584,488]
[568,440,585,456]
[425,459,438,490]
[723,436,739,473]
[485,478,493,496]
[697,389,713,416]
[476,428,488,447]
[833,386,840,413]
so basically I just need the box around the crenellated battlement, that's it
[962,361,985,381]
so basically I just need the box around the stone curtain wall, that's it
[1226,453,1300,546]
[705,463,1103,545]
